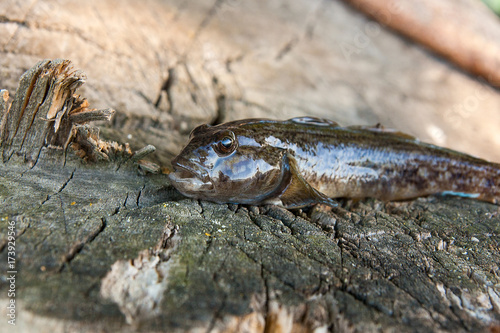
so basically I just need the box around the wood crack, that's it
[58,217,107,272]
[39,169,76,206]
[136,184,146,208]
[190,0,225,44]
[262,270,272,333]
[19,75,51,152]
[274,0,326,61]
[155,67,176,112]
[0,16,28,27]
[275,37,299,61]
[204,282,228,333]
[210,87,226,126]
[1,62,44,162]
[232,234,301,292]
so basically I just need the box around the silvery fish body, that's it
[168,117,500,208]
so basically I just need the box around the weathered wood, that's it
[0,60,499,333]
[343,0,500,87]
[0,59,120,165]
[1,0,500,332]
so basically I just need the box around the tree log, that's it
[1,1,500,332]
[343,0,500,87]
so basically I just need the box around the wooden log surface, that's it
[0,1,500,332]
[343,0,500,88]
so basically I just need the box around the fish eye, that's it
[215,131,237,156]
[220,137,233,149]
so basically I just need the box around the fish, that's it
[168,117,500,208]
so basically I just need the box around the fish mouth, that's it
[169,158,214,193]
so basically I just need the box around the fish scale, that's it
[169,117,500,208]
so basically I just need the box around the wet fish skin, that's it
[168,117,500,208]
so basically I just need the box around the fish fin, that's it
[273,152,338,209]
[290,117,340,127]
[348,124,417,140]
[440,191,480,199]
[347,123,385,131]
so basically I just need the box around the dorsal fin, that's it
[348,124,417,140]
[290,117,340,127]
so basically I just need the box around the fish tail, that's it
[443,163,500,204]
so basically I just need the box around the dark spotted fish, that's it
[168,117,500,208]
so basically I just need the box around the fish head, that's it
[169,121,287,204]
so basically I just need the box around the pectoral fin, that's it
[268,152,338,209]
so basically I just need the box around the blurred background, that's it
[484,0,500,14]
[1,0,500,166]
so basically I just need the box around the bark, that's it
[1,1,500,333]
